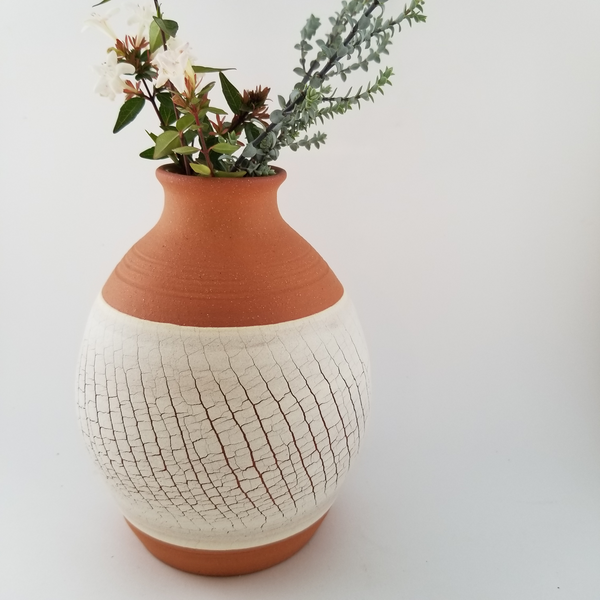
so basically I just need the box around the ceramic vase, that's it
[77,166,371,576]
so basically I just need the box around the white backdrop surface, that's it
[2,1,600,599]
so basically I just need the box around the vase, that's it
[77,165,371,576]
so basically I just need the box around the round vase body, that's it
[77,167,371,576]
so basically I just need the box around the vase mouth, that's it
[156,164,287,187]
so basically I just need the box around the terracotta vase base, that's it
[126,514,328,576]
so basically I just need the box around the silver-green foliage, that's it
[237,0,426,174]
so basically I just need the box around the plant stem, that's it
[229,111,250,134]
[141,80,166,127]
[152,0,167,49]
[151,0,190,174]
[235,0,383,169]
[313,1,382,81]
[192,111,215,176]
[180,130,191,175]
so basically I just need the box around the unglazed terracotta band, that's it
[126,514,328,576]
[102,166,344,327]
[78,294,370,552]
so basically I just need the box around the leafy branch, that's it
[319,66,394,116]
[87,0,426,177]
[235,0,426,175]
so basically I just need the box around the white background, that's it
[2,0,600,598]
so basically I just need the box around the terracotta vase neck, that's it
[156,166,286,235]
[102,166,343,327]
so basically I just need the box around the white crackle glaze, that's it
[77,294,370,550]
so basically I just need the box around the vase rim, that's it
[156,164,287,187]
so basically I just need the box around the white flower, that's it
[83,8,120,41]
[153,37,195,92]
[94,50,135,100]
[127,3,154,42]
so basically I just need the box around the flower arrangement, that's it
[86,0,426,177]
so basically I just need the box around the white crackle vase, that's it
[77,166,371,576]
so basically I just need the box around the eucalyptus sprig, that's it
[85,0,426,177]
[236,0,427,175]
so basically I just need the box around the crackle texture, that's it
[77,295,370,550]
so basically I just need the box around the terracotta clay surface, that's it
[102,167,344,327]
[126,514,327,576]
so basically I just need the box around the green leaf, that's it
[358,15,371,29]
[190,163,211,176]
[172,146,201,155]
[301,14,321,40]
[156,93,176,125]
[242,143,258,158]
[146,130,158,142]
[210,142,240,155]
[156,93,173,106]
[176,114,196,132]
[197,81,216,97]
[154,130,181,159]
[113,97,145,134]
[219,72,243,114]
[153,17,178,39]
[159,103,176,126]
[215,170,247,178]
[163,19,179,37]
[270,110,284,124]
[140,147,158,160]
[206,106,227,115]
[149,20,163,54]
[183,129,197,145]
[244,122,262,143]
[193,65,234,74]
[309,76,322,89]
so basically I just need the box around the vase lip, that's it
[156,164,287,187]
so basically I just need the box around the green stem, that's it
[192,110,215,176]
